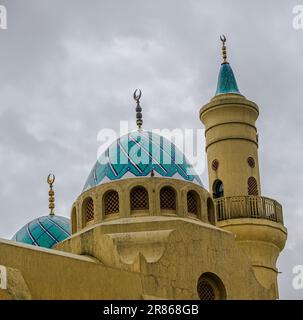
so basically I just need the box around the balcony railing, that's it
[214,196,283,224]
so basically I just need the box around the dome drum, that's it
[71,177,215,234]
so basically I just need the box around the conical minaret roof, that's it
[215,35,241,96]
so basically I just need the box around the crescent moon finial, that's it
[133,89,143,129]
[133,89,142,102]
[47,173,55,186]
[220,34,228,63]
[47,173,56,216]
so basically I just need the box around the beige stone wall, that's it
[0,266,31,300]
[218,218,287,298]
[0,239,143,299]
[56,216,274,299]
[0,213,278,299]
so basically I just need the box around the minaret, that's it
[200,36,287,299]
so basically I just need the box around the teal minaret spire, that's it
[215,35,240,96]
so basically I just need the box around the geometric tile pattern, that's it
[83,130,203,192]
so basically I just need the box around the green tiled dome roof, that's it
[12,215,70,249]
[83,130,203,192]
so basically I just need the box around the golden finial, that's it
[220,35,227,63]
[133,89,143,129]
[47,173,55,216]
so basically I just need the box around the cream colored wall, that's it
[0,238,143,300]
[0,266,31,300]
[0,290,11,300]
[218,219,287,297]
[56,216,274,299]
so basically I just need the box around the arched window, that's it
[247,157,255,168]
[104,190,119,215]
[197,273,226,300]
[187,190,200,215]
[71,207,77,234]
[130,186,149,211]
[207,197,215,225]
[83,197,94,224]
[248,177,258,196]
[213,179,224,199]
[160,186,176,211]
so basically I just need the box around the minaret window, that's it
[248,177,258,196]
[104,190,120,215]
[213,180,224,199]
[160,186,176,211]
[187,190,200,215]
[247,157,255,168]
[130,186,149,211]
[212,159,219,171]
[83,197,94,223]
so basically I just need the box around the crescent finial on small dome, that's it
[47,173,56,216]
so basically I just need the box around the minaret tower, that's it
[200,36,287,299]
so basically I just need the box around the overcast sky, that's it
[0,0,302,299]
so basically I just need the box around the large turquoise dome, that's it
[12,215,70,249]
[83,130,203,191]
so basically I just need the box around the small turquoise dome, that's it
[12,215,70,249]
[215,62,240,96]
[83,130,203,191]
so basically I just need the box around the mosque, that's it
[0,37,287,300]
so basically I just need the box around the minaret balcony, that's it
[214,196,284,225]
